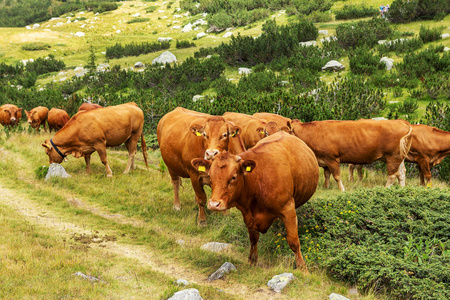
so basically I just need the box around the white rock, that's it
[380,57,394,71]
[152,51,177,64]
[182,23,192,32]
[32,23,40,29]
[45,163,71,181]
[174,15,182,18]
[134,62,144,68]
[116,30,121,34]
[329,293,351,300]
[239,68,252,75]
[444,47,449,51]
[322,60,345,71]
[74,32,85,37]
[193,95,205,102]
[223,32,233,38]
[158,37,172,42]
[25,25,31,29]
[168,289,203,300]
[193,19,207,26]
[267,273,295,293]
[196,32,206,39]
[442,33,449,39]
[318,30,328,35]
[299,41,316,47]
[200,242,231,252]
[132,13,140,17]
[372,117,388,121]
[174,279,190,286]
[172,26,182,29]
[158,10,165,13]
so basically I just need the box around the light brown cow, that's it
[78,103,103,112]
[47,108,70,132]
[192,132,319,270]
[290,119,412,191]
[253,112,292,133]
[42,102,148,177]
[0,104,22,128]
[157,107,245,226]
[223,112,281,149]
[349,124,450,186]
[25,106,49,132]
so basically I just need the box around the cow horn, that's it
[235,156,241,162]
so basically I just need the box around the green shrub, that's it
[145,6,158,12]
[105,41,170,59]
[399,98,418,113]
[207,9,233,30]
[377,38,423,56]
[334,5,379,20]
[35,165,49,179]
[291,187,450,299]
[387,0,450,23]
[308,10,332,22]
[419,25,444,43]
[392,85,403,97]
[349,46,384,75]
[127,17,150,24]
[176,40,196,49]
[421,72,450,100]
[336,17,392,49]
[92,2,118,14]
[21,42,51,51]
[24,54,65,75]
[397,46,450,78]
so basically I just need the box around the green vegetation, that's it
[127,17,150,24]
[105,41,171,59]
[334,5,379,20]
[21,42,51,51]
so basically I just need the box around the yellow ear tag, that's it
[246,166,251,172]
[196,132,202,137]
[260,131,265,135]
[198,166,206,172]
[231,131,237,137]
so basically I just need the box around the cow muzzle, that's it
[10,117,16,123]
[207,199,226,211]
[204,149,219,160]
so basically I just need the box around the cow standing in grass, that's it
[42,102,148,177]
[25,106,49,132]
[0,104,22,128]
[157,107,245,226]
[192,132,319,270]
[290,119,412,191]
[47,108,70,132]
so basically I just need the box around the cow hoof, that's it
[173,206,181,211]
[107,174,113,178]
[198,220,207,227]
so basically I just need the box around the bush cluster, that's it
[21,43,51,51]
[105,41,170,59]
[387,0,450,23]
[25,55,66,76]
[377,38,424,56]
[335,17,392,49]
[397,46,450,78]
[176,40,196,49]
[126,17,150,24]
[217,19,318,66]
[349,47,384,75]
[334,5,379,20]
[419,25,444,43]
[289,187,450,300]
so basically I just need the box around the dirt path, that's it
[0,181,283,300]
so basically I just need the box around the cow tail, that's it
[141,133,149,170]
[399,125,413,159]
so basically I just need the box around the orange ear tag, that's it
[246,166,251,172]
[196,132,202,137]
[198,166,206,172]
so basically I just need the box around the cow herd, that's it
[1,103,449,271]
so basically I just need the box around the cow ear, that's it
[42,140,52,150]
[4,109,10,114]
[191,158,211,173]
[287,120,292,130]
[18,108,23,112]
[241,160,256,173]
[229,125,241,138]
[189,123,205,137]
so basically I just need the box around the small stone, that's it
[197,32,206,39]
[168,288,203,300]
[318,30,328,35]
[299,41,316,47]
[267,273,295,293]
[174,279,190,286]
[329,293,350,300]
[238,68,252,75]
[134,62,144,68]
[200,242,231,252]
[208,262,237,281]
[442,33,449,39]
[45,163,71,181]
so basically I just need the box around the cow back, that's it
[48,108,70,131]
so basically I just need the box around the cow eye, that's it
[222,133,228,138]
[228,176,237,185]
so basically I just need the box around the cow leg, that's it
[348,164,355,182]
[189,175,208,227]
[84,155,91,174]
[124,138,138,173]
[417,159,432,186]
[43,120,47,133]
[96,146,113,177]
[356,165,364,181]
[281,200,308,272]
[326,160,345,192]
[247,228,260,266]
[170,172,181,211]
[323,167,331,188]
[385,157,403,187]
[397,161,406,186]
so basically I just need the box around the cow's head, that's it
[192,152,255,211]
[41,139,65,164]
[3,106,22,125]
[189,116,242,160]
[25,110,37,125]
[264,121,281,136]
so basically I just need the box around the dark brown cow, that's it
[349,124,450,186]
[253,112,292,133]
[42,102,148,177]
[157,107,245,226]
[192,132,319,270]
[25,106,49,132]
[223,112,281,149]
[0,104,22,128]
[290,119,412,191]
[78,103,103,112]
[47,108,70,132]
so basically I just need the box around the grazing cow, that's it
[25,106,49,132]
[78,103,103,112]
[192,132,319,270]
[42,102,148,177]
[253,112,292,133]
[223,112,281,149]
[0,104,22,128]
[47,108,70,132]
[349,124,450,186]
[157,107,245,226]
[290,119,412,191]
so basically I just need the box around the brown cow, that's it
[192,132,319,270]
[157,107,245,226]
[253,112,292,133]
[349,124,450,186]
[47,108,70,132]
[223,112,281,149]
[42,102,148,177]
[25,106,49,132]
[0,104,22,128]
[78,103,103,112]
[290,119,412,191]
